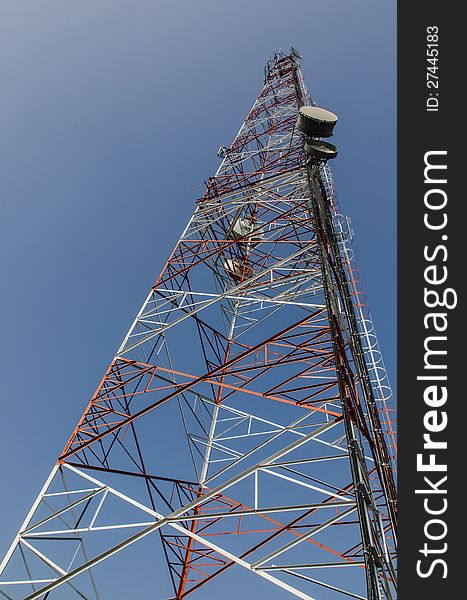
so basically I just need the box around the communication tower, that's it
[0,49,397,600]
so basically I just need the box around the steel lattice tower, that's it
[0,50,397,600]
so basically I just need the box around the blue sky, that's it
[0,1,396,597]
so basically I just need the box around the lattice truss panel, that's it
[0,52,397,600]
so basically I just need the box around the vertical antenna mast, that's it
[0,50,397,600]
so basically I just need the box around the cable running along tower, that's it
[0,49,397,600]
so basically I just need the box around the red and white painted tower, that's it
[0,49,397,600]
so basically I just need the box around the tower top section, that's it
[264,46,302,82]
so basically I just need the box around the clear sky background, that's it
[0,1,396,597]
